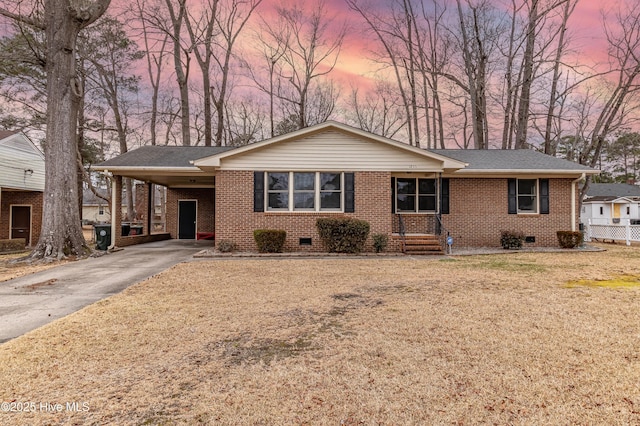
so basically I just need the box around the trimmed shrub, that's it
[0,238,26,254]
[500,230,525,249]
[253,229,287,253]
[316,218,370,253]
[372,233,389,253]
[557,231,583,249]
[217,240,238,253]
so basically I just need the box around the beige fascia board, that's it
[92,166,203,174]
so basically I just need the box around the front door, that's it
[11,205,31,245]
[178,200,197,239]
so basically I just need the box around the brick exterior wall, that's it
[0,189,44,246]
[215,170,392,252]
[215,174,578,252]
[440,178,577,248]
[166,188,215,239]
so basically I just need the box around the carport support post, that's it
[146,182,152,236]
[112,175,123,248]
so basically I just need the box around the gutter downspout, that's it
[107,171,117,250]
[571,173,585,232]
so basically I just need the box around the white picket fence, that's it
[584,221,640,246]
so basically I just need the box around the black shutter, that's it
[391,177,396,213]
[344,173,355,213]
[539,178,549,214]
[254,171,265,212]
[508,178,517,214]
[440,178,450,214]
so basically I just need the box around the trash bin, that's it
[94,224,111,250]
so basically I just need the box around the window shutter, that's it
[539,178,549,214]
[391,177,396,213]
[440,178,450,214]
[508,178,517,214]
[254,171,265,212]
[344,173,355,213]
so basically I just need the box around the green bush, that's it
[372,233,389,253]
[557,231,583,249]
[316,218,370,253]
[500,230,525,249]
[253,229,287,253]
[0,238,25,254]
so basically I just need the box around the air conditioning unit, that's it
[612,218,620,224]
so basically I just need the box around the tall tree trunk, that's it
[544,0,575,154]
[29,0,111,259]
[514,0,539,149]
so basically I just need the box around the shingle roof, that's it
[96,143,597,174]
[96,146,235,168]
[585,183,640,198]
[430,149,596,172]
[0,130,19,141]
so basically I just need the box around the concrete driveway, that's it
[0,239,212,344]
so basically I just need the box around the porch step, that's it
[399,235,444,255]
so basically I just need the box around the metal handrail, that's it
[435,213,450,249]
[396,214,406,253]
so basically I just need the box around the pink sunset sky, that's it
[264,0,622,89]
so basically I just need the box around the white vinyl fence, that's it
[584,221,640,246]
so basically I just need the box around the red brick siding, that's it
[215,171,392,252]
[166,188,215,239]
[440,178,576,247]
[0,190,44,246]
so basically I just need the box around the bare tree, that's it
[80,16,144,220]
[346,81,406,139]
[210,0,262,145]
[346,0,418,145]
[264,0,345,130]
[135,0,169,146]
[141,0,192,145]
[184,0,218,146]
[542,0,577,154]
[0,0,111,260]
[578,4,640,171]
[246,13,289,137]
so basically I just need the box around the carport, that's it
[93,146,233,248]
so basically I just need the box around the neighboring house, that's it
[94,121,598,251]
[0,131,45,246]
[82,188,112,223]
[581,183,640,225]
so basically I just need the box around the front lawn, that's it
[1,244,639,425]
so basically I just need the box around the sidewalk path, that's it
[0,240,212,343]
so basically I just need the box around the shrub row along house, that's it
[94,121,598,253]
[0,131,45,249]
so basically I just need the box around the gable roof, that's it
[583,183,640,201]
[93,122,599,185]
[96,145,233,169]
[193,121,468,172]
[93,146,234,188]
[431,149,598,176]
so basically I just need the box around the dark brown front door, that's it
[11,205,31,245]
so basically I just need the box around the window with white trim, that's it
[396,178,437,213]
[266,172,343,212]
[517,179,538,213]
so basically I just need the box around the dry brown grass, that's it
[0,252,62,282]
[1,243,640,425]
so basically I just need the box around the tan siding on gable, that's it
[218,130,444,172]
